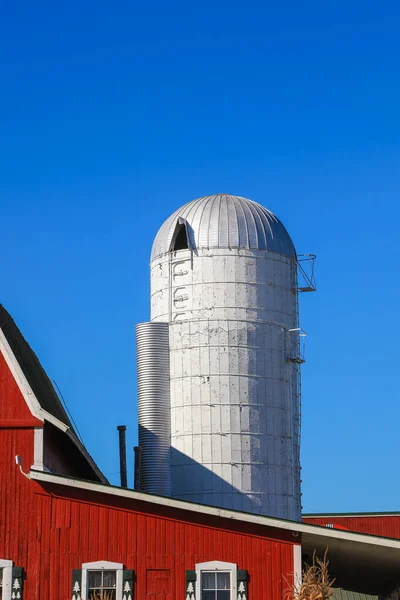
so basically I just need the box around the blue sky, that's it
[1,1,400,512]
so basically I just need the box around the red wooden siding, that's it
[0,456,296,600]
[27,488,295,599]
[303,515,400,539]
[0,343,297,599]
[0,428,34,564]
[0,352,37,421]
[0,350,37,584]
[146,569,171,598]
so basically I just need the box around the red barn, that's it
[303,513,400,540]
[1,304,400,600]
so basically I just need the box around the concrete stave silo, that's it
[137,193,305,521]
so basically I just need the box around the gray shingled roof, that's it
[0,304,107,483]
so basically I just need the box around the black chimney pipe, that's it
[134,445,141,491]
[117,425,128,488]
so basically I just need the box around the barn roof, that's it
[0,304,75,430]
[0,304,106,483]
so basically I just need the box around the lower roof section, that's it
[301,528,400,595]
[29,470,400,595]
[333,592,378,600]
[304,511,400,518]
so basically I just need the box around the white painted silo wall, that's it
[150,247,301,520]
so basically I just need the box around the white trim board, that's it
[32,427,44,471]
[293,545,302,588]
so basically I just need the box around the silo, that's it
[139,194,304,521]
[136,322,171,496]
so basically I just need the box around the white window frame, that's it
[81,560,123,600]
[195,560,237,600]
[0,559,13,600]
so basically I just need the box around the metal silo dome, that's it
[151,194,296,261]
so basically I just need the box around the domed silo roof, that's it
[151,194,296,261]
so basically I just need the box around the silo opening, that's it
[171,221,189,251]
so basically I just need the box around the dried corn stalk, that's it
[285,550,337,600]
[89,591,114,600]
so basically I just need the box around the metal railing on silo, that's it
[136,322,171,496]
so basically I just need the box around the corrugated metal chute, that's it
[136,322,171,496]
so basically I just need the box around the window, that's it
[82,562,123,600]
[88,570,117,599]
[169,218,190,252]
[173,224,189,251]
[201,571,231,600]
[195,562,237,600]
[72,561,133,600]
[0,568,3,600]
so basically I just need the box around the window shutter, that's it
[237,569,248,600]
[122,569,134,600]
[71,569,82,600]
[185,570,196,600]
[11,567,23,599]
